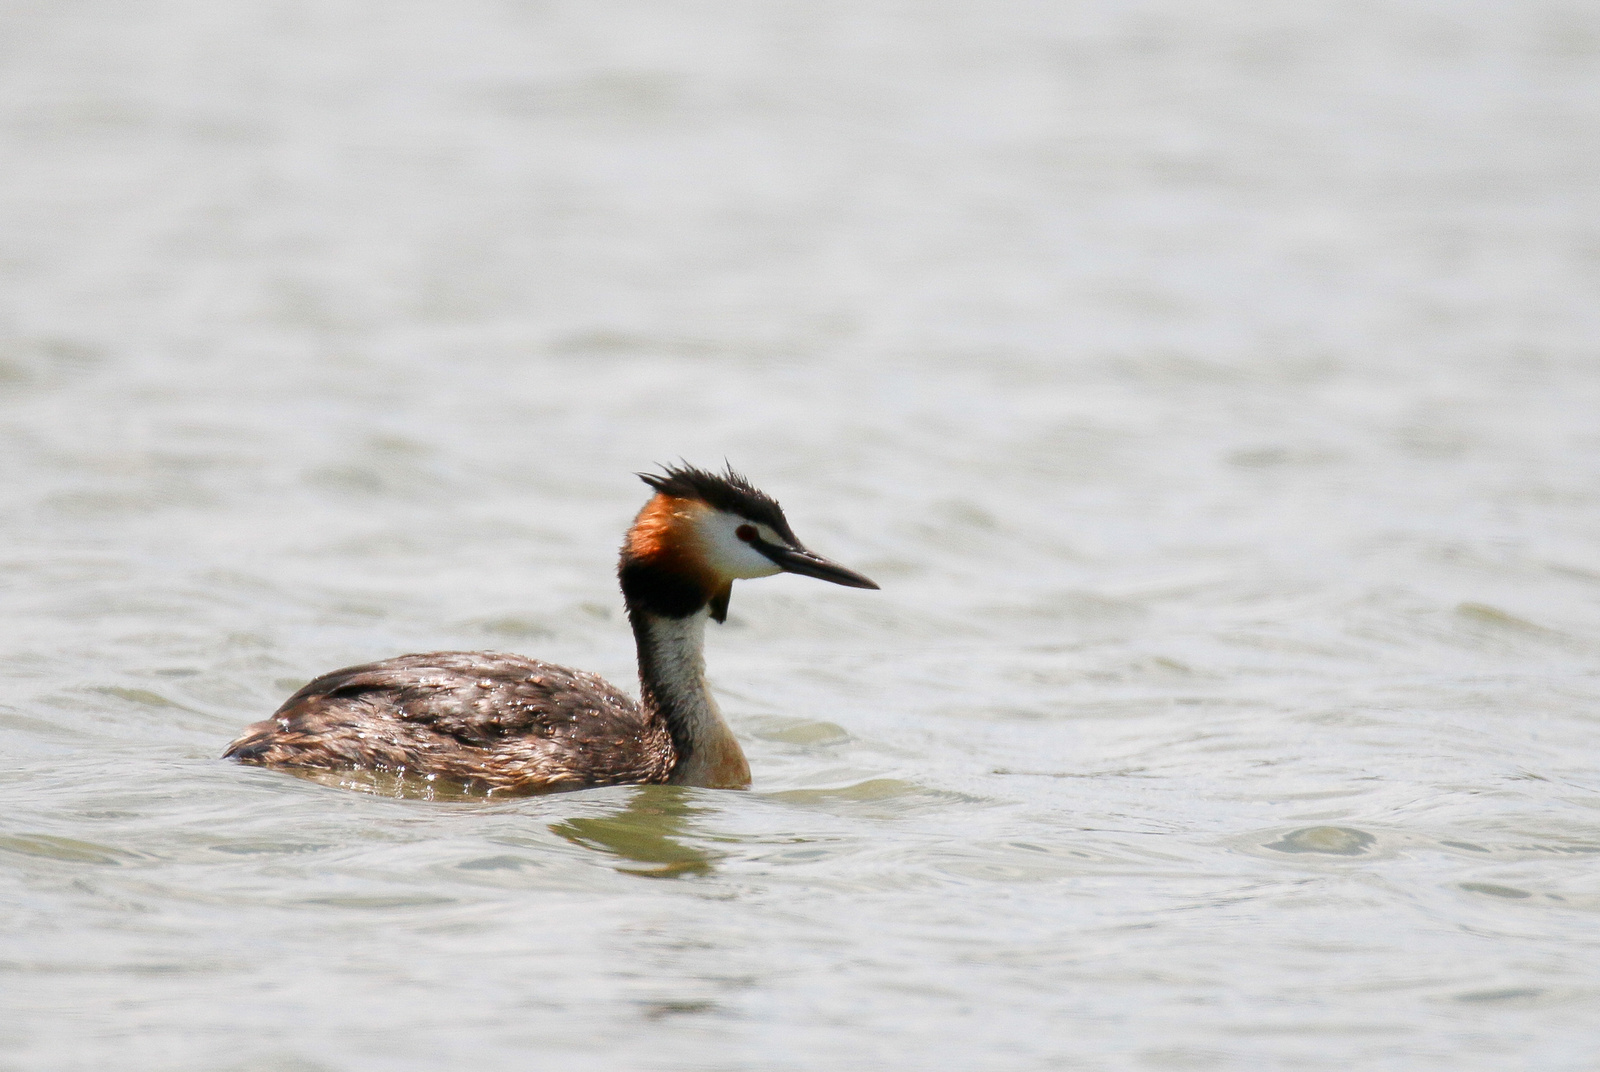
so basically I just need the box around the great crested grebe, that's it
[224,464,878,794]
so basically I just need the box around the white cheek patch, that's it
[696,513,784,580]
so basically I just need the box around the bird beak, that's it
[759,544,880,589]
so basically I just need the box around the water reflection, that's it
[271,767,720,877]
[1263,826,1377,856]
[549,785,718,879]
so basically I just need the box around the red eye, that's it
[736,524,757,542]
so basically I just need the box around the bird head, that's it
[618,463,878,622]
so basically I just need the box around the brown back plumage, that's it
[225,651,675,794]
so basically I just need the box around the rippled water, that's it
[4,2,1600,1069]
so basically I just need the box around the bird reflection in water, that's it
[277,769,717,877]
[550,785,717,878]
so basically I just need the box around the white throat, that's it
[631,608,751,788]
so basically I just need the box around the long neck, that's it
[628,605,752,789]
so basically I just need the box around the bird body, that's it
[224,465,877,794]
[223,650,677,793]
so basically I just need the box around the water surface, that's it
[3,1,1600,1069]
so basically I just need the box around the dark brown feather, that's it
[638,462,799,545]
[224,651,676,794]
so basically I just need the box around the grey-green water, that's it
[4,2,1600,1068]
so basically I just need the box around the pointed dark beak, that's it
[758,543,879,589]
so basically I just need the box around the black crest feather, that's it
[638,462,798,544]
